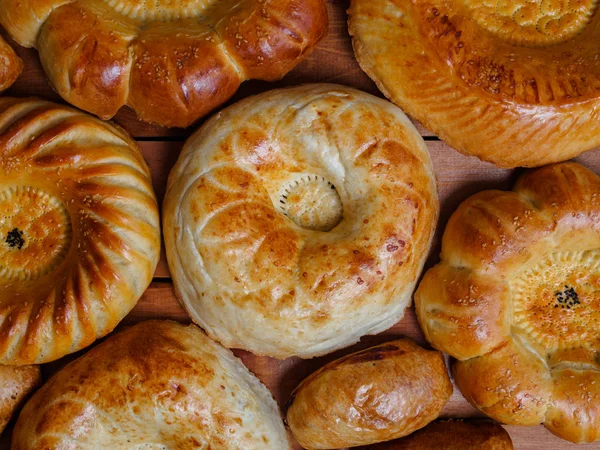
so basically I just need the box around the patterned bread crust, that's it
[11,321,291,449]
[0,0,328,128]
[348,0,600,168]
[163,84,439,359]
[415,162,600,443]
[286,339,453,449]
[0,98,160,365]
[0,365,41,434]
[0,35,22,92]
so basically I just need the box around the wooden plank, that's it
[2,1,434,138]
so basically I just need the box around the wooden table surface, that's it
[3,1,600,449]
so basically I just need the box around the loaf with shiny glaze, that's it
[0,0,328,127]
[0,35,21,92]
[286,339,453,449]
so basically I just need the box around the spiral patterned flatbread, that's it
[0,98,160,365]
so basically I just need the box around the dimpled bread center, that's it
[0,186,72,281]
[278,175,343,232]
[510,250,600,351]
[464,0,597,44]
[103,0,221,21]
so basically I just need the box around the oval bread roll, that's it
[0,0,328,127]
[416,162,600,443]
[0,365,41,434]
[163,84,439,359]
[348,0,600,168]
[0,98,161,365]
[359,420,514,450]
[286,339,453,449]
[12,320,290,449]
[0,35,21,92]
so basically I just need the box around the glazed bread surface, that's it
[0,365,40,434]
[360,420,514,450]
[11,321,290,449]
[0,98,161,365]
[349,0,600,168]
[0,0,328,127]
[163,84,439,359]
[0,35,22,92]
[415,162,600,443]
[286,339,453,449]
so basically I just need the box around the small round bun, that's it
[12,320,290,449]
[416,162,600,443]
[360,420,513,450]
[349,1,600,168]
[0,365,40,434]
[163,84,439,358]
[0,98,160,365]
[0,0,327,127]
[0,35,22,92]
[286,339,453,449]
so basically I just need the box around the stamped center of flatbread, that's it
[464,0,597,45]
[0,186,72,281]
[277,175,343,232]
[510,250,600,351]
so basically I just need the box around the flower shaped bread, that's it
[416,162,600,443]
[0,0,327,127]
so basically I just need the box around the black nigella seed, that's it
[6,228,24,250]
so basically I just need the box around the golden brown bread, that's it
[163,84,439,359]
[0,98,161,365]
[286,339,453,449]
[358,420,514,450]
[415,162,600,443]
[0,34,21,93]
[0,0,328,128]
[0,365,40,434]
[348,1,600,168]
[12,320,291,449]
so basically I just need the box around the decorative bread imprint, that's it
[163,84,438,359]
[11,321,290,449]
[0,35,22,92]
[415,162,600,443]
[465,0,598,45]
[0,0,328,127]
[349,0,600,167]
[0,98,161,365]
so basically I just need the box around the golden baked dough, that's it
[12,320,291,449]
[0,0,328,128]
[348,1,600,168]
[360,420,514,450]
[286,339,453,449]
[163,84,439,359]
[415,162,600,443]
[0,365,40,434]
[0,35,22,92]
[0,98,160,365]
